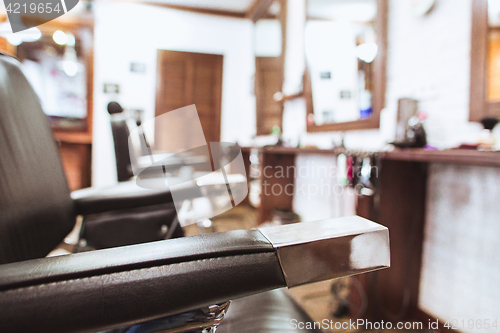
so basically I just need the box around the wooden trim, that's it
[213,54,223,142]
[305,0,388,132]
[247,0,276,22]
[274,90,304,102]
[470,0,489,121]
[384,148,500,167]
[307,115,380,132]
[18,15,94,30]
[54,131,92,144]
[470,0,500,120]
[242,146,500,167]
[278,0,287,131]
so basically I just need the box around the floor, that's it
[185,205,426,333]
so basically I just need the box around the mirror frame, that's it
[254,0,286,136]
[470,0,500,121]
[12,17,94,142]
[305,0,388,132]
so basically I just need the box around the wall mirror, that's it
[16,24,93,132]
[15,21,93,133]
[253,0,285,136]
[471,0,500,120]
[305,0,387,132]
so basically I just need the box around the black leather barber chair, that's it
[0,54,390,333]
[107,101,208,183]
[107,101,136,182]
[106,101,245,233]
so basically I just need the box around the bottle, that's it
[478,117,499,151]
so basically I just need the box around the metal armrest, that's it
[0,216,389,333]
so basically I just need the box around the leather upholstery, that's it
[78,202,183,250]
[72,180,172,215]
[109,115,134,181]
[0,55,75,264]
[71,179,202,216]
[0,230,286,333]
[218,289,322,333]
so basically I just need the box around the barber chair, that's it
[0,54,390,333]
[106,101,245,232]
[107,101,208,183]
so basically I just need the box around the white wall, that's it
[92,2,255,186]
[282,0,489,150]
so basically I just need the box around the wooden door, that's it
[155,50,223,148]
[255,57,283,136]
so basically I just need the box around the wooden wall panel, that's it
[257,151,295,224]
[155,50,223,149]
[365,160,428,321]
[58,142,91,191]
[255,57,283,135]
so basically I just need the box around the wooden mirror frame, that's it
[12,17,94,143]
[305,0,388,132]
[254,0,287,136]
[470,0,500,121]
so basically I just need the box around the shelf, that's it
[242,146,500,167]
[383,148,500,167]
[53,131,92,144]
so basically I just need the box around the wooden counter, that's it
[243,145,500,167]
[384,148,500,167]
[241,145,499,327]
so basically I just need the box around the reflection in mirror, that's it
[306,0,377,125]
[488,0,500,102]
[16,27,91,130]
[254,0,284,136]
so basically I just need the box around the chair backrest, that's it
[108,102,147,182]
[0,55,76,264]
[109,114,134,182]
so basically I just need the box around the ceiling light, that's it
[63,61,78,77]
[53,30,67,45]
[23,27,42,42]
[66,32,75,47]
[357,42,378,63]
[6,34,22,46]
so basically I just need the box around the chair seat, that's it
[218,289,321,333]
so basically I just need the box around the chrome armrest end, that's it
[259,216,390,287]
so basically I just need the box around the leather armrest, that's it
[0,230,284,333]
[71,179,202,216]
[0,216,390,333]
